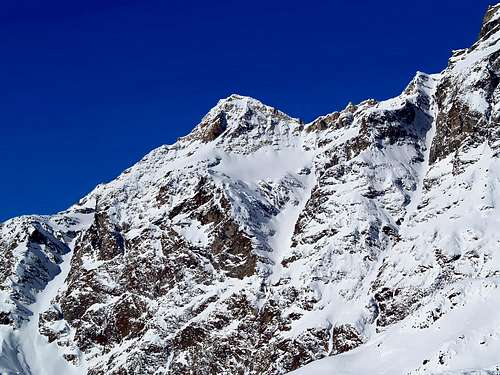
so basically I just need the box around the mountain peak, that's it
[212,93,260,110]
[209,93,285,118]
[181,94,300,146]
[218,92,258,103]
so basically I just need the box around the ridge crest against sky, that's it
[0,0,492,221]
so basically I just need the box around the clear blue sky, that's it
[0,0,492,221]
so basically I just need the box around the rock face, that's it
[2,4,500,375]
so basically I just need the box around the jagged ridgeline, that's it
[1,4,500,375]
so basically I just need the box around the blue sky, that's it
[0,0,492,221]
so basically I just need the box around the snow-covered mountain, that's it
[2,4,500,374]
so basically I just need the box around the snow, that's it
[466,91,490,113]
[0,241,86,375]
[401,73,439,222]
[266,167,315,285]
[214,146,313,184]
[172,217,210,247]
[290,280,500,375]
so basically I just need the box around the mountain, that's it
[2,4,500,375]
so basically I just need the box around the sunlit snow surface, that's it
[291,283,500,375]
[0,210,94,374]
